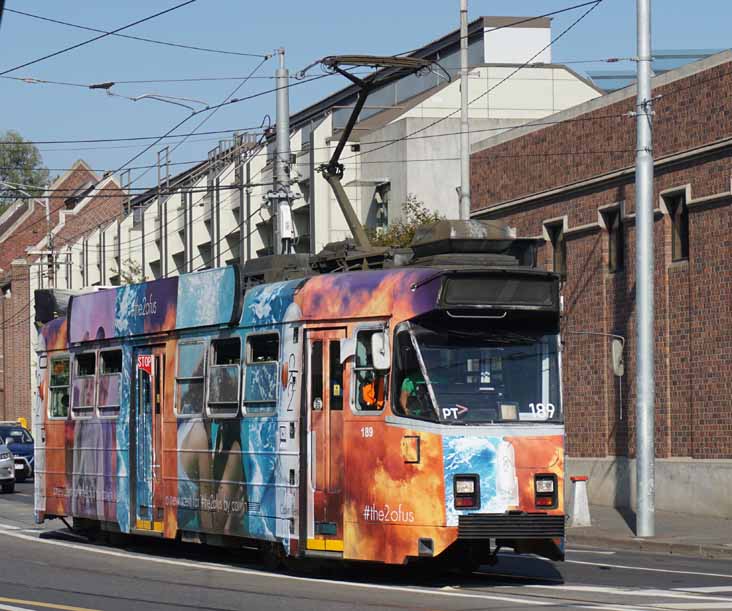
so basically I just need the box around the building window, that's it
[603,208,624,272]
[667,193,689,261]
[546,222,566,278]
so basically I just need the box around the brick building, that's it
[0,161,123,423]
[470,51,732,518]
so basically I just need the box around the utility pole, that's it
[270,47,295,255]
[635,0,655,538]
[459,0,471,220]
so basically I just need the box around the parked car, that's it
[0,423,34,482]
[0,441,14,493]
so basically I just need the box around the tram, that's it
[33,220,565,567]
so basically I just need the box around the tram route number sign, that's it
[137,354,153,374]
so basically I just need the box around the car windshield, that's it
[393,323,562,424]
[0,427,33,444]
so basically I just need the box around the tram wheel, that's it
[260,542,286,571]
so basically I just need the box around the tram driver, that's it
[396,331,433,420]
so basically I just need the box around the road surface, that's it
[2,481,731,611]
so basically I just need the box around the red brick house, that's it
[470,51,732,518]
[0,160,123,423]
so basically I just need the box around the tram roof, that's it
[38,263,558,351]
[39,266,444,349]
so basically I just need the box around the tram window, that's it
[207,338,241,417]
[244,333,279,415]
[354,329,387,412]
[76,352,96,376]
[311,341,323,410]
[247,333,279,363]
[175,341,206,417]
[330,341,343,410]
[72,352,96,417]
[49,356,70,419]
[393,330,437,421]
[98,349,122,417]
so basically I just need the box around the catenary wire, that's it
[4,8,269,59]
[127,56,271,189]
[32,132,274,255]
[341,0,606,164]
[0,1,199,76]
[7,67,341,250]
[0,111,635,167]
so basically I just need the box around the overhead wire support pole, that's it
[459,0,471,220]
[634,0,655,538]
[271,47,295,255]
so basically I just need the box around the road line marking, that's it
[0,603,37,611]
[0,529,551,607]
[565,549,617,555]
[0,598,102,611]
[654,604,732,610]
[524,584,732,603]
[566,559,732,579]
[673,587,732,593]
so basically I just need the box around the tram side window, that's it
[354,329,387,411]
[175,341,206,416]
[72,352,96,417]
[244,333,279,415]
[49,356,70,419]
[98,350,122,417]
[207,338,241,417]
[330,341,343,410]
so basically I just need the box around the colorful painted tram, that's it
[34,223,565,567]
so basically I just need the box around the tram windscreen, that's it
[393,323,562,424]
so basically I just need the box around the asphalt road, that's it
[2,481,732,611]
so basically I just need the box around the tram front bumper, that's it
[457,513,565,561]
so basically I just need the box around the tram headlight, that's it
[534,474,558,509]
[455,478,475,495]
[535,477,554,494]
[454,475,480,509]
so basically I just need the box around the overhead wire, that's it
[38,129,275,256]
[0,125,268,146]
[0,1,200,76]
[5,1,612,287]
[0,111,636,170]
[0,73,332,244]
[341,0,607,164]
[4,8,269,59]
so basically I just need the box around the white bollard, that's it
[568,475,591,527]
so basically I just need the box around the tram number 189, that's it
[360,426,374,438]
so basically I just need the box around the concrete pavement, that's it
[568,504,732,560]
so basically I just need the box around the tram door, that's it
[134,347,166,532]
[306,329,346,552]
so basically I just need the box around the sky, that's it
[1,0,730,192]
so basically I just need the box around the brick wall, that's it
[2,262,32,423]
[0,163,97,274]
[471,55,732,460]
[0,163,123,422]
